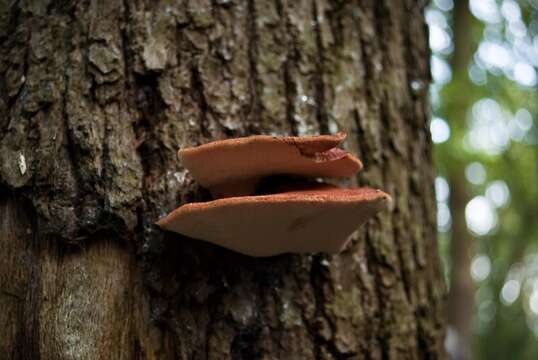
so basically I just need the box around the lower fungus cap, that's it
[157,185,391,257]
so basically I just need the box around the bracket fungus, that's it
[178,132,362,198]
[158,185,390,257]
[157,133,391,257]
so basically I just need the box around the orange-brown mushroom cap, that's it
[178,133,362,198]
[157,185,391,257]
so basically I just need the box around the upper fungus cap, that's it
[157,185,391,257]
[178,132,362,198]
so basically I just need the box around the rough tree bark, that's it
[0,0,445,359]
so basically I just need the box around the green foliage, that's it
[429,0,538,358]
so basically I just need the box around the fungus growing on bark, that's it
[178,132,362,198]
[157,185,390,257]
[157,133,390,257]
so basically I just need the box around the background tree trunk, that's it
[0,0,445,358]
[445,2,475,359]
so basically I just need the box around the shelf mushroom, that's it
[157,185,391,257]
[178,132,362,198]
[157,133,391,257]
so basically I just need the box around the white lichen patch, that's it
[173,170,187,183]
[410,79,425,92]
[18,152,27,175]
[294,81,319,136]
[143,39,168,71]
[328,117,340,134]
[279,290,303,328]
[142,11,176,71]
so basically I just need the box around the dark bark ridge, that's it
[0,0,445,358]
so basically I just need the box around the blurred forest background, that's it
[427,0,538,358]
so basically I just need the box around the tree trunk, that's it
[0,0,445,358]
[445,2,475,359]
[447,172,473,360]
